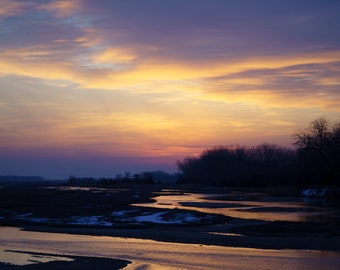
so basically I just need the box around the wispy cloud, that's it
[1,0,340,177]
[1,43,339,111]
[0,0,30,18]
[36,0,81,18]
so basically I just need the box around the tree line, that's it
[68,170,179,186]
[177,118,340,187]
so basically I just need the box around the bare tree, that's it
[293,117,330,162]
[294,117,340,185]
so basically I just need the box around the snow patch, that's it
[16,213,33,218]
[28,217,51,223]
[111,210,205,224]
[15,213,51,223]
[12,210,204,226]
[112,210,138,217]
[302,188,328,197]
[134,212,168,223]
[133,212,202,224]
[14,213,112,227]
[70,216,112,226]
[176,213,201,223]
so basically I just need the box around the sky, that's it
[0,0,340,179]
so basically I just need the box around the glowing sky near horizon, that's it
[0,0,340,178]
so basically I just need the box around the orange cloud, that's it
[1,42,339,113]
[92,47,137,65]
[0,0,28,18]
[36,0,81,18]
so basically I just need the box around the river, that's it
[134,190,339,223]
[1,190,339,269]
[1,226,339,269]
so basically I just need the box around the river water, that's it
[1,190,339,269]
[1,227,339,270]
[134,190,339,223]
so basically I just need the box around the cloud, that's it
[2,0,340,94]
[1,0,340,171]
[0,75,204,157]
[1,38,339,112]
[92,47,137,65]
[198,57,340,110]
[74,0,340,61]
[0,0,30,18]
[36,0,81,18]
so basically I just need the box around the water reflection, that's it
[134,191,339,223]
[0,249,73,266]
[1,227,339,270]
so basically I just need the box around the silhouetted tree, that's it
[177,144,295,187]
[293,118,340,186]
[294,118,329,161]
[177,157,202,184]
[250,144,296,186]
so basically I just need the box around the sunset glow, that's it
[1,0,339,178]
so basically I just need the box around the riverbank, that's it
[1,183,339,268]
[1,226,340,270]
[18,217,339,251]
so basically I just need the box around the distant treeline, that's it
[68,170,179,186]
[177,118,340,187]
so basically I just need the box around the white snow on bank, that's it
[133,212,202,224]
[134,212,168,223]
[112,210,138,217]
[16,213,33,218]
[13,211,204,226]
[302,188,328,197]
[15,213,51,223]
[27,217,51,223]
[177,214,202,223]
[14,213,47,223]
[14,213,112,227]
[70,216,112,226]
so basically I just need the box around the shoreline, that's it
[1,222,339,270]
[0,250,130,270]
[1,184,339,268]
[17,221,340,251]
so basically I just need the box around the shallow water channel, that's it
[1,227,339,270]
[135,190,339,223]
[1,190,339,269]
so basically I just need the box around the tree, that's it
[293,118,330,162]
[250,144,296,186]
[293,118,340,186]
[176,144,295,187]
[177,157,202,184]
